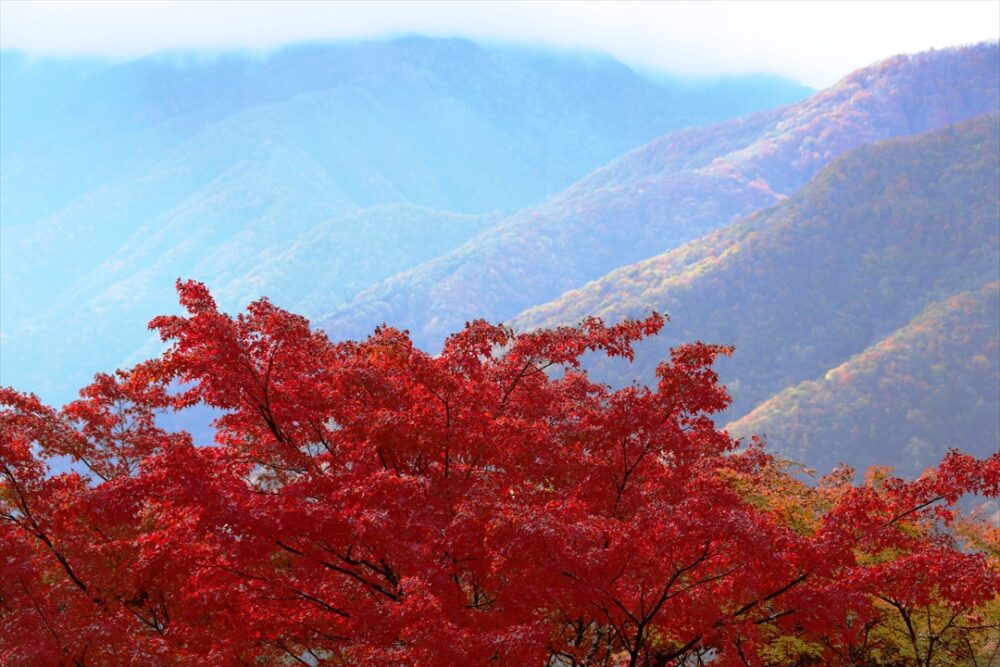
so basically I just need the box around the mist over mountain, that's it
[321,43,999,352]
[514,114,999,475]
[2,38,812,224]
[0,37,811,405]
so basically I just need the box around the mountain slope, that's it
[2,37,813,404]
[512,114,999,473]
[2,202,498,403]
[726,282,1000,477]
[1,39,811,225]
[320,43,1000,349]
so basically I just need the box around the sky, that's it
[1,1,998,88]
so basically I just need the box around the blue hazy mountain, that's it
[0,37,812,405]
[320,44,999,352]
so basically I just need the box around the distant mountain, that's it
[2,199,498,402]
[1,39,811,224]
[726,282,999,478]
[1,37,812,405]
[214,204,501,317]
[513,114,999,474]
[321,43,999,350]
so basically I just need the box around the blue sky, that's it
[1,1,998,88]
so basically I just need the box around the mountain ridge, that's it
[512,113,999,474]
[1,37,813,405]
[320,42,1000,351]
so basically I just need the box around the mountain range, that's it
[1,38,997,478]
[321,43,999,352]
[513,114,999,473]
[0,37,811,404]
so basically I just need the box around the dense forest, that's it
[729,282,999,478]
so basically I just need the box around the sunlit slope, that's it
[321,43,1000,350]
[513,115,999,473]
[726,282,999,477]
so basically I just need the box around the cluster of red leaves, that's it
[2,280,998,666]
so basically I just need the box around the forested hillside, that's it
[1,37,811,405]
[514,114,999,474]
[322,44,999,350]
[727,282,999,477]
[1,38,810,224]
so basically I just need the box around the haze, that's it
[1,0,998,88]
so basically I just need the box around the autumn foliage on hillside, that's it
[2,281,998,665]
[729,282,1000,478]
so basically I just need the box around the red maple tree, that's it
[2,280,997,665]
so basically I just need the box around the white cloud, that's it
[1,0,997,88]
